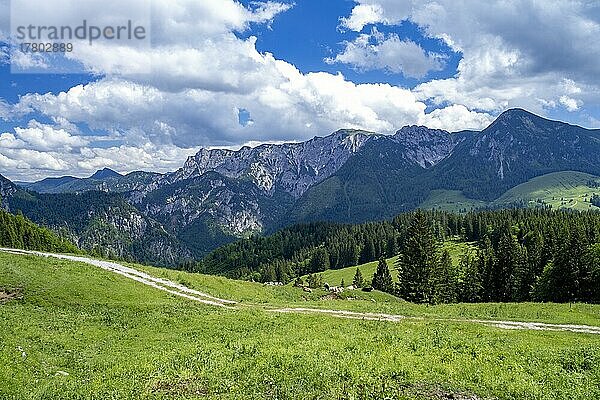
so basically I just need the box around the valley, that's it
[2,109,600,267]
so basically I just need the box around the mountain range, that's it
[2,108,600,266]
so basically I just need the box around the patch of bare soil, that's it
[0,288,23,304]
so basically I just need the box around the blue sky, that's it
[0,0,462,104]
[0,0,599,181]
[239,0,462,90]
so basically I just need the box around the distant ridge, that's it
[90,168,122,180]
[4,108,600,263]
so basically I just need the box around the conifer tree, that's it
[588,244,600,302]
[352,268,365,288]
[478,236,496,301]
[494,232,520,301]
[432,249,457,304]
[458,250,482,303]
[360,239,375,263]
[396,210,439,303]
[372,257,394,294]
[309,247,330,272]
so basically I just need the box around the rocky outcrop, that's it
[171,129,376,198]
[392,126,461,168]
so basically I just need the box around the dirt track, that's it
[0,248,236,308]
[3,248,600,335]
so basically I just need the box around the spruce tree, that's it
[352,268,365,288]
[360,239,376,263]
[395,210,439,303]
[372,257,394,294]
[432,249,457,304]
[478,236,496,301]
[588,244,600,303]
[458,250,482,303]
[494,232,520,301]
[309,247,330,272]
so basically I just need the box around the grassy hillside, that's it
[300,240,477,288]
[419,190,487,212]
[420,171,600,212]
[492,171,600,211]
[305,256,399,288]
[2,252,600,399]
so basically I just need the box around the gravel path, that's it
[0,248,236,308]
[3,248,600,334]
[270,307,600,334]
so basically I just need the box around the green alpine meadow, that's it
[1,251,600,400]
[3,1,600,398]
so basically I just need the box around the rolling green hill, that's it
[419,171,600,212]
[302,240,477,288]
[301,256,399,288]
[492,171,600,211]
[419,190,487,212]
[1,251,600,399]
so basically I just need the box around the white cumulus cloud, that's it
[327,28,445,78]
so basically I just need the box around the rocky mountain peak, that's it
[172,129,377,198]
[392,125,458,168]
[0,174,17,197]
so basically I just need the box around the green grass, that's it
[300,256,399,288]
[419,172,600,213]
[298,239,476,289]
[419,190,487,212]
[441,238,478,262]
[493,171,600,211]
[2,252,600,399]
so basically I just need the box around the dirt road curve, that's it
[0,248,236,308]
[3,248,600,335]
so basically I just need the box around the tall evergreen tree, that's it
[551,225,588,302]
[396,210,439,303]
[478,236,496,301]
[457,250,482,303]
[309,247,330,272]
[360,239,375,264]
[494,232,520,301]
[511,245,530,302]
[588,244,600,303]
[372,257,394,294]
[432,249,457,304]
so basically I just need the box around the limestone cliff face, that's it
[0,174,17,199]
[391,125,461,168]
[171,129,375,198]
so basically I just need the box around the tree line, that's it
[0,208,79,253]
[196,208,600,304]
[389,210,600,303]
